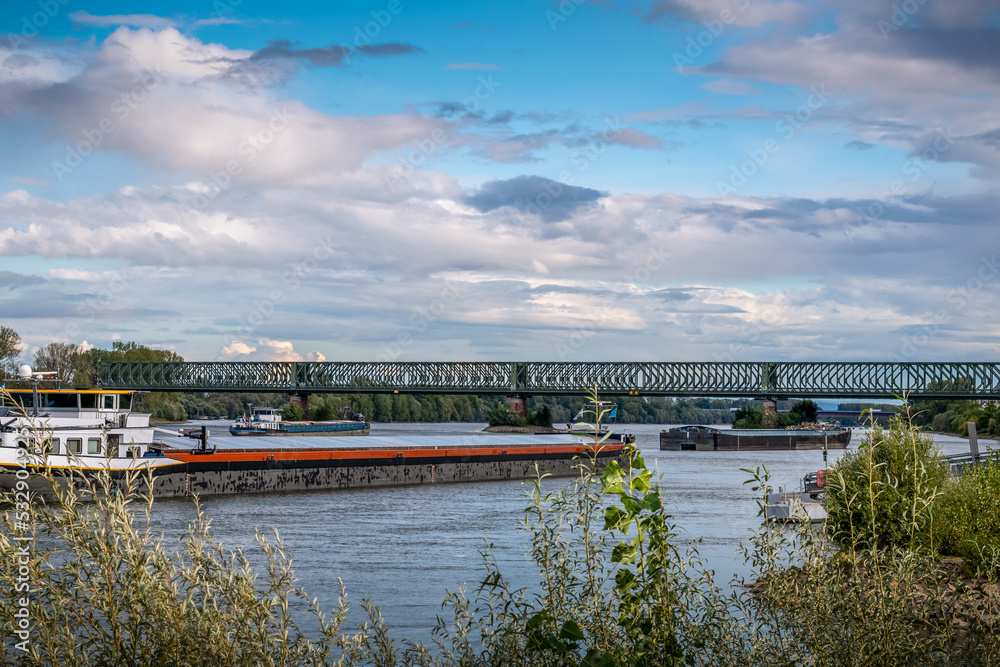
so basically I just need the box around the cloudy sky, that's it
[1,0,998,364]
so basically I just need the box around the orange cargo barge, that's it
[141,432,628,498]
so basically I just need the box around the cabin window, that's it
[44,393,79,409]
[66,438,82,455]
[87,438,102,455]
[80,394,98,409]
[48,437,61,455]
[120,394,132,410]
[103,395,116,410]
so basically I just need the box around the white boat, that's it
[764,470,828,523]
[0,365,181,493]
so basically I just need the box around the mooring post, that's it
[968,421,980,463]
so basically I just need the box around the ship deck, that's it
[154,432,607,453]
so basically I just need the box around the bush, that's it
[825,416,949,551]
[283,401,304,421]
[487,402,527,427]
[4,394,1000,666]
[310,402,335,421]
[936,457,1000,572]
[789,399,818,423]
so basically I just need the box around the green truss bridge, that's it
[96,361,1000,400]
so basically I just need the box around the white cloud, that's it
[69,11,177,29]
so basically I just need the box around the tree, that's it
[34,342,84,384]
[0,326,22,377]
[789,399,818,424]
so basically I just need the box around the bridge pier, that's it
[289,393,309,415]
[506,394,529,415]
[762,399,777,414]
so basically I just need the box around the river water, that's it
[145,422,990,643]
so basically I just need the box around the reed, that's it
[2,393,998,665]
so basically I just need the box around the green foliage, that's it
[311,402,336,421]
[3,396,1000,665]
[0,325,23,376]
[936,457,1000,572]
[789,399,818,423]
[733,400,819,429]
[283,401,304,421]
[911,397,1000,437]
[825,416,950,551]
[733,405,764,428]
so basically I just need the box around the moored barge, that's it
[230,406,370,437]
[660,426,851,451]
[0,372,625,499]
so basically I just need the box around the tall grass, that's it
[2,397,999,665]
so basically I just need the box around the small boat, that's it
[229,406,370,437]
[764,471,827,523]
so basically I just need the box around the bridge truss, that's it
[96,361,1000,400]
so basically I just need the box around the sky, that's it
[0,0,998,364]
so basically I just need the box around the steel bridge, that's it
[96,361,1000,400]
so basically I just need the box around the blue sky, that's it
[1,0,998,364]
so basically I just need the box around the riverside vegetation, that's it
[2,397,1000,665]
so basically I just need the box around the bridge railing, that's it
[96,361,1000,398]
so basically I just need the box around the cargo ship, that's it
[1,367,625,499]
[660,425,851,451]
[229,406,370,436]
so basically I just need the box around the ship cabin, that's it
[249,407,283,423]
[0,388,152,458]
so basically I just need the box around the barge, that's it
[660,426,851,451]
[0,370,625,499]
[230,406,370,437]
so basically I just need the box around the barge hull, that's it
[3,442,625,499]
[661,428,851,451]
[147,450,619,498]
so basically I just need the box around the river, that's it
[144,421,989,643]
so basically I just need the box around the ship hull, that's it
[229,422,370,436]
[2,438,625,499]
[661,427,852,451]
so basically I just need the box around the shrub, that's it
[936,457,1000,573]
[283,401,304,421]
[824,416,949,551]
[4,394,1000,666]
[486,401,526,427]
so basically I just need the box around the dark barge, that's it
[660,426,852,451]
[141,432,627,498]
